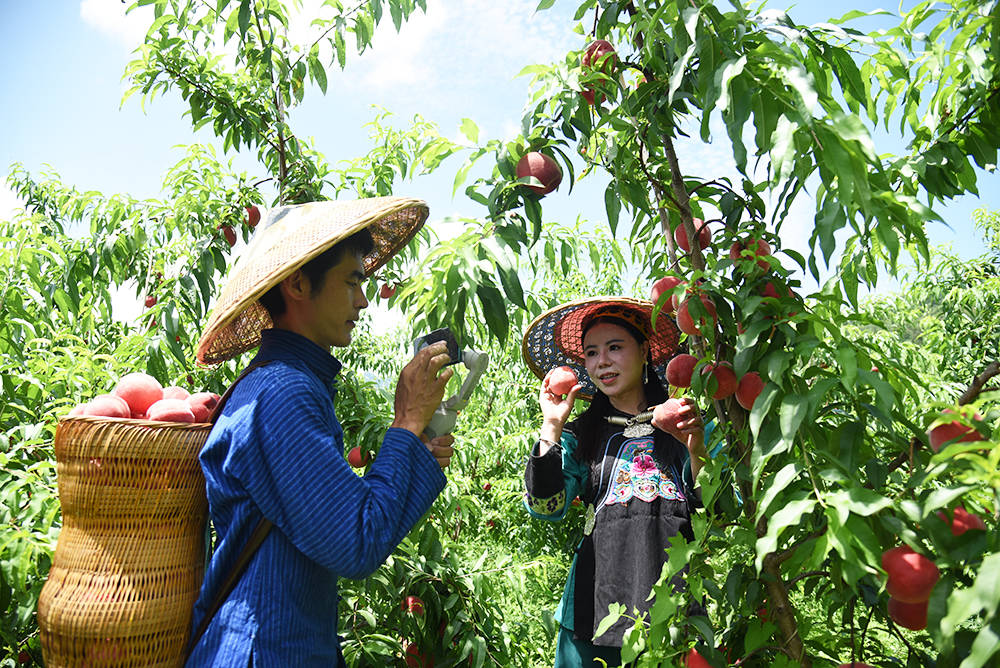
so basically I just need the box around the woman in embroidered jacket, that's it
[522,298,708,667]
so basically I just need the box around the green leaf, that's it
[308,54,327,94]
[594,602,626,640]
[476,282,508,345]
[755,497,815,572]
[237,0,251,37]
[826,487,892,518]
[779,393,808,446]
[535,0,556,10]
[604,183,621,235]
[334,27,346,69]
[459,118,479,145]
[756,462,802,520]
[495,259,525,309]
[834,343,857,393]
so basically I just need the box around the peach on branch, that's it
[882,545,939,603]
[347,446,371,468]
[402,640,432,668]
[515,152,562,196]
[927,409,985,452]
[580,39,616,105]
[144,295,157,308]
[684,648,711,668]
[674,219,711,253]
[112,373,163,417]
[761,280,794,300]
[583,39,616,69]
[937,505,987,536]
[245,205,261,228]
[736,372,764,410]
[220,224,237,247]
[887,597,928,631]
[666,354,698,388]
[729,237,772,271]
[401,595,425,616]
[379,283,397,300]
[701,362,737,400]
[676,294,718,337]
[650,276,683,312]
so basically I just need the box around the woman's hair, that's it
[571,315,669,463]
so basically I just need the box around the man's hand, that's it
[423,433,455,468]
[391,341,454,437]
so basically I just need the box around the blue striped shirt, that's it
[187,328,446,667]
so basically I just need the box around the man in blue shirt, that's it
[189,198,453,666]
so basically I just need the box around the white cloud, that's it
[342,0,574,92]
[0,182,25,220]
[79,0,153,48]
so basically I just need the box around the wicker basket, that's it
[37,416,211,668]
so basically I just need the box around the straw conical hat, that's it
[197,197,428,365]
[521,296,683,400]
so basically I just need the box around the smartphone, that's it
[412,327,461,366]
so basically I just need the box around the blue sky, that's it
[1,1,995,312]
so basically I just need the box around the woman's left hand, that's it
[663,397,708,482]
[656,397,703,443]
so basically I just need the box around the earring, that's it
[643,361,649,383]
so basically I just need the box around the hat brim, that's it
[196,197,428,365]
[521,296,684,401]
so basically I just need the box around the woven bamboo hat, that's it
[521,296,683,400]
[197,197,428,365]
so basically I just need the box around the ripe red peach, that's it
[928,410,984,452]
[83,394,131,419]
[676,295,717,337]
[729,238,772,271]
[887,597,928,630]
[112,373,164,417]
[188,392,220,423]
[701,362,737,400]
[736,372,764,410]
[546,366,579,396]
[650,276,683,311]
[162,386,190,401]
[652,398,685,433]
[882,545,939,603]
[146,399,196,423]
[666,354,698,388]
[674,219,711,253]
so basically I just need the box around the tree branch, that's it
[785,570,829,588]
[887,360,999,474]
[958,360,1000,405]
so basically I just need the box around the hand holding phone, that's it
[412,327,461,366]
[391,339,454,437]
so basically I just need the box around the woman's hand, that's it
[655,397,707,480]
[537,371,581,453]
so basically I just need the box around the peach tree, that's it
[413,1,1000,665]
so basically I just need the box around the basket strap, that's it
[186,360,275,661]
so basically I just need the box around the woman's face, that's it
[582,321,649,401]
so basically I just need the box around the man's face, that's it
[305,251,369,349]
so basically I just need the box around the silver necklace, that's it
[606,409,655,437]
